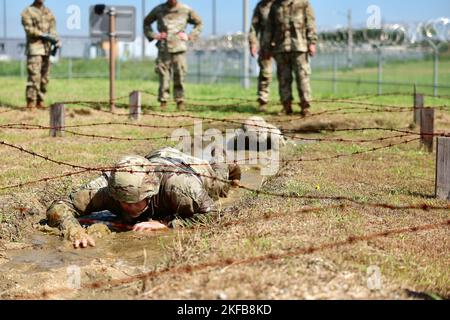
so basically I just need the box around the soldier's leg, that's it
[293,53,312,115]
[257,55,273,107]
[155,51,172,106]
[274,53,294,114]
[25,55,42,108]
[173,52,187,109]
[37,55,51,108]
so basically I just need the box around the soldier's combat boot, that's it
[300,102,311,117]
[26,101,35,110]
[160,102,167,111]
[177,101,185,111]
[258,99,268,112]
[278,101,293,115]
[36,101,46,110]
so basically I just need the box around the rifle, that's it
[50,44,59,57]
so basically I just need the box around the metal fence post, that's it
[332,52,338,94]
[377,47,383,96]
[20,58,25,78]
[68,58,73,79]
[433,47,438,97]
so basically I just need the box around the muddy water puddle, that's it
[0,232,171,275]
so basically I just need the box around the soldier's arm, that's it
[21,11,43,38]
[49,11,60,41]
[143,8,159,42]
[159,174,217,228]
[305,1,318,45]
[249,6,261,49]
[46,174,119,239]
[187,9,203,41]
[166,188,217,229]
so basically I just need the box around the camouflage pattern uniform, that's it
[47,150,238,240]
[249,0,275,105]
[264,0,317,113]
[21,3,59,108]
[144,2,203,104]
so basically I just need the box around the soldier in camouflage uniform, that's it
[264,0,317,116]
[144,0,203,111]
[46,149,241,249]
[249,0,275,112]
[21,0,60,110]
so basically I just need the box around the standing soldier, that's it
[21,0,60,110]
[144,0,203,111]
[249,0,275,112]
[264,0,317,116]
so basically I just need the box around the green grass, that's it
[1,55,449,99]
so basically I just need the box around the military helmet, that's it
[108,155,161,203]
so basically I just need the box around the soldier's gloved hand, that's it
[250,46,258,58]
[178,32,189,41]
[41,33,58,45]
[132,221,168,232]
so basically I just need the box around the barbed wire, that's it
[0,135,421,188]
[0,123,423,144]
[11,218,449,299]
[0,137,430,210]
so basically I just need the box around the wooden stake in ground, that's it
[129,91,142,121]
[420,107,434,153]
[50,103,65,137]
[436,137,450,200]
[413,92,424,124]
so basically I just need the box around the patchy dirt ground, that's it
[0,95,449,300]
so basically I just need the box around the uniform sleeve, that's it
[187,8,203,41]
[160,174,217,220]
[21,10,43,38]
[143,8,159,42]
[262,5,276,52]
[46,174,120,239]
[305,1,317,45]
[248,6,261,48]
[49,11,59,41]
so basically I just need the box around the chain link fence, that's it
[1,19,449,96]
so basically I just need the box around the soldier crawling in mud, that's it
[21,0,61,110]
[144,0,203,111]
[46,148,241,249]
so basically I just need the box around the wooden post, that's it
[436,137,450,200]
[50,104,65,137]
[129,91,142,121]
[420,107,434,153]
[413,92,424,124]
